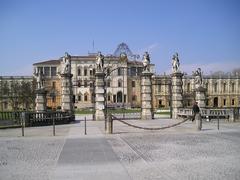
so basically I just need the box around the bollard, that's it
[195,113,202,131]
[106,114,113,134]
[53,113,55,136]
[84,116,87,135]
[21,112,25,137]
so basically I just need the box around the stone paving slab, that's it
[52,138,131,180]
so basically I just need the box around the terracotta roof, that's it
[33,60,60,65]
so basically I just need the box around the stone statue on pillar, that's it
[141,52,153,120]
[95,51,106,121]
[60,52,74,120]
[61,52,71,74]
[34,68,44,89]
[172,52,180,73]
[34,68,47,112]
[192,68,206,108]
[171,53,183,119]
[96,51,104,71]
[143,52,150,72]
[193,68,203,89]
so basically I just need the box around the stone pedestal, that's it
[35,89,47,112]
[171,72,183,119]
[95,71,106,121]
[61,73,74,114]
[195,113,202,131]
[195,86,206,108]
[141,71,153,120]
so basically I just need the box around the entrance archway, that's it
[117,91,123,103]
[213,97,218,107]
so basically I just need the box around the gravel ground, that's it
[107,129,240,180]
[0,119,240,180]
[0,137,65,180]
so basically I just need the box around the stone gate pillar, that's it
[141,71,153,120]
[95,71,105,121]
[195,87,206,108]
[171,72,183,119]
[60,52,74,120]
[61,73,74,113]
[35,89,47,112]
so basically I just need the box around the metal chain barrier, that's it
[112,115,190,130]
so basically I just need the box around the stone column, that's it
[35,89,47,112]
[171,72,183,119]
[141,71,153,120]
[95,71,105,121]
[195,86,206,108]
[61,73,74,114]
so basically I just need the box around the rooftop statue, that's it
[193,68,203,88]
[62,52,71,74]
[96,51,104,71]
[143,52,150,72]
[172,52,180,73]
[34,68,44,89]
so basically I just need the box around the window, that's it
[84,80,87,87]
[84,94,88,101]
[223,99,226,106]
[90,70,93,76]
[132,81,135,88]
[187,83,190,92]
[78,95,82,101]
[51,67,57,76]
[52,81,56,89]
[84,69,87,76]
[52,96,56,103]
[214,83,217,92]
[118,80,122,87]
[232,83,235,93]
[108,95,111,101]
[124,95,126,103]
[113,95,116,102]
[132,95,137,101]
[118,68,123,76]
[232,99,235,106]
[158,84,161,92]
[77,80,82,87]
[223,83,226,92]
[78,68,81,76]
[44,67,50,76]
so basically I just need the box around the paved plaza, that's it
[0,117,240,180]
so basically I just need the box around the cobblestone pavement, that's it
[0,118,240,180]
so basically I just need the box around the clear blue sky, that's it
[0,0,240,75]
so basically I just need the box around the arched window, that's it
[132,95,137,101]
[232,83,235,93]
[214,83,217,92]
[223,83,226,92]
[118,79,122,87]
[117,91,123,103]
[78,68,81,76]
[187,82,190,92]
[84,93,88,101]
